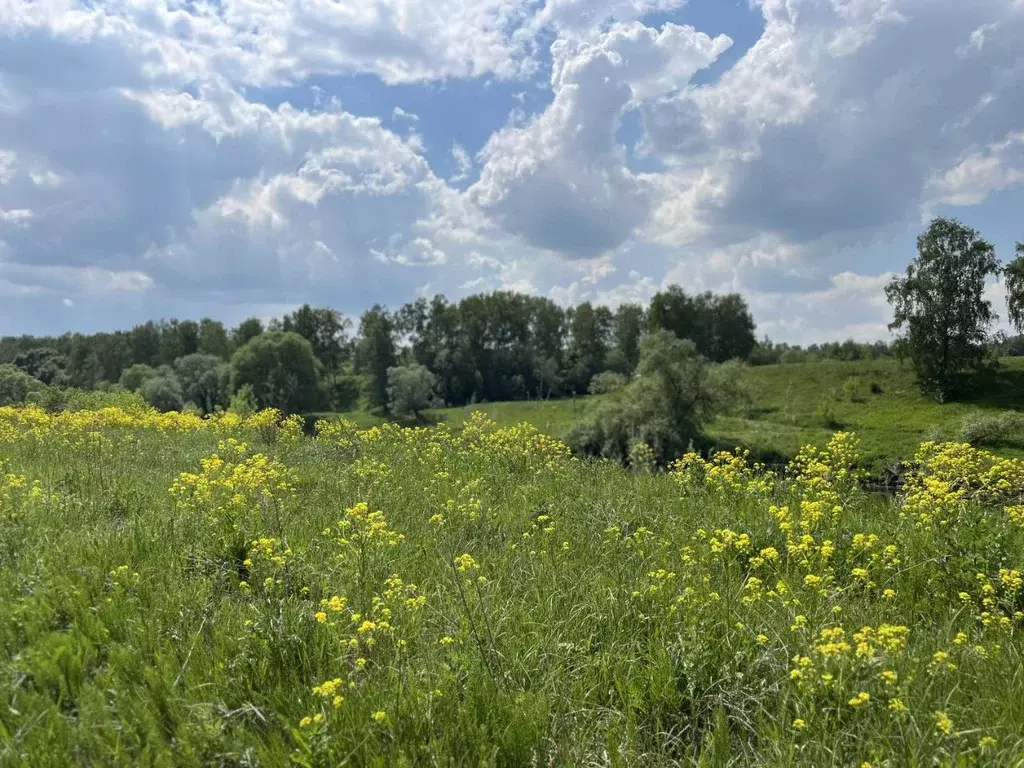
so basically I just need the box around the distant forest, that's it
[0,287,905,414]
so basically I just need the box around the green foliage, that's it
[813,398,841,429]
[386,364,440,418]
[751,337,896,366]
[27,386,150,413]
[356,307,397,410]
[325,374,364,412]
[648,286,756,362]
[0,363,45,405]
[568,331,715,464]
[141,373,184,412]
[1004,241,1024,335]
[233,317,265,347]
[197,317,231,358]
[174,353,228,414]
[118,363,157,392]
[12,347,67,385]
[886,217,1000,400]
[587,371,628,395]
[842,376,866,403]
[282,304,352,370]
[565,302,612,393]
[229,383,259,416]
[958,410,1024,446]
[230,331,323,415]
[707,359,753,416]
[612,303,645,373]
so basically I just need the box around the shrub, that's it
[0,364,45,406]
[326,374,364,412]
[387,364,440,419]
[842,376,866,403]
[814,398,841,429]
[568,332,715,465]
[142,374,185,412]
[587,371,629,395]
[707,360,753,416]
[174,354,228,414]
[958,411,1024,446]
[27,386,149,413]
[119,364,157,392]
[229,384,259,417]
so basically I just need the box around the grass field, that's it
[1,405,1024,764]
[323,358,1024,473]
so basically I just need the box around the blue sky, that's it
[0,0,1022,343]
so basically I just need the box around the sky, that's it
[0,0,1022,344]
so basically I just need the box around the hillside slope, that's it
[321,358,1024,471]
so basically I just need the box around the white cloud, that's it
[924,131,1024,207]
[0,0,1022,343]
[641,0,1023,251]
[0,208,33,225]
[0,150,16,184]
[450,143,473,182]
[0,261,153,296]
[392,106,419,122]
[470,22,731,257]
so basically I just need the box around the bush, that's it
[842,376,866,403]
[958,411,1024,446]
[0,364,45,406]
[174,354,228,414]
[387,364,441,419]
[26,386,149,413]
[587,371,629,395]
[141,374,185,412]
[326,374,364,412]
[814,398,841,429]
[119,364,157,393]
[568,332,715,465]
[707,360,753,416]
[12,347,67,385]
[229,384,258,417]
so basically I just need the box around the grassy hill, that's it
[319,358,1024,472]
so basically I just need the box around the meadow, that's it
[1,404,1024,765]
[327,358,1024,474]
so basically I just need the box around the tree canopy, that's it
[886,217,1001,399]
[386,364,440,419]
[230,331,322,415]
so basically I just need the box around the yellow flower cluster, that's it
[169,439,296,534]
[0,403,302,445]
[670,447,773,496]
[901,441,1024,527]
[335,502,405,553]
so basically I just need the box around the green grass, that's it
[1,411,1024,764]
[322,358,1024,472]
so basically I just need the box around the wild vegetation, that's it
[1,404,1024,765]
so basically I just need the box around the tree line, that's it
[0,289,762,416]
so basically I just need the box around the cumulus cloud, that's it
[924,131,1024,207]
[645,0,1024,247]
[470,22,731,257]
[0,0,1022,342]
